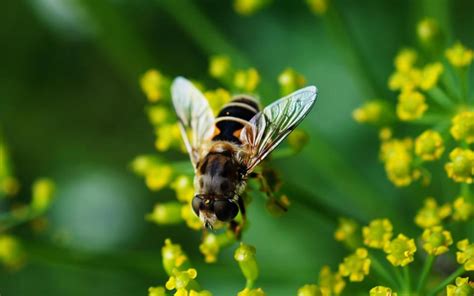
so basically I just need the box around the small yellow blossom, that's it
[237,288,266,296]
[233,0,269,16]
[0,235,24,268]
[452,197,473,221]
[420,62,443,90]
[370,286,398,296]
[165,268,197,292]
[147,202,184,225]
[451,111,474,144]
[456,239,474,271]
[352,101,385,124]
[297,284,322,296]
[445,148,474,183]
[415,130,444,161]
[379,127,392,141]
[140,70,170,102]
[145,165,173,191]
[338,248,371,282]
[130,155,156,176]
[155,123,182,152]
[209,55,231,79]
[384,234,416,266]
[334,217,359,249]
[148,286,167,296]
[415,197,451,228]
[1,176,20,196]
[362,219,393,249]
[417,18,440,44]
[31,178,55,212]
[162,239,189,275]
[394,49,418,72]
[385,154,417,187]
[199,233,220,263]
[234,68,260,92]
[170,175,194,203]
[396,90,428,121]
[181,204,202,230]
[446,277,474,296]
[204,88,231,114]
[388,68,422,92]
[421,226,453,256]
[306,0,329,15]
[318,265,345,296]
[147,106,169,126]
[235,243,259,284]
[278,68,306,95]
[446,42,474,68]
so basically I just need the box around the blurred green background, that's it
[1,0,473,295]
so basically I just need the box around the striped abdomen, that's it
[212,96,259,145]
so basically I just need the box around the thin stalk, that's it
[458,66,470,103]
[403,265,411,293]
[416,255,435,293]
[393,267,405,291]
[427,87,456,110]
[0,207,42,232]
[370,255,400,289]
[427,266,465,296]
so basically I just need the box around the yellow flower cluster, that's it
[278,68,306,96]
[297,284,322,296]
[421,226,453,256]
[416,18,440,44]
[380,138,419,186]
[445,42,474,68]
[296,265,346,295]
[415,197,451,228]
[383,234,416,267]
[0,235,24,269]
[415,130,444,161]
[456,239,474,271]
[370,286,397,296]
[140,69,170,102]
[234,68,260,93]
[446,277,474,296]
[199,231,235,263]
[306,0,329,15]
[452,197,474,221]
[445,148,474,183]
[334,217,359,248]
[338,248,371,282]
[362,218,393,249]
[451,111,474,144]
[352,101,387,125]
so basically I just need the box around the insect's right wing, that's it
[171,77,215,168]
[239,86,318,174]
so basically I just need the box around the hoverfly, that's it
[171,77,317,235]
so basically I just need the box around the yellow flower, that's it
[445,148,474,183]
[0,235,24,268]
[147,106,169,126]
[446,42,474,68]
[420,62,443,90]
[388,68,422,92]
[155,123,182,152]
[363,219,393,249]
[31,178,55,212]
[170,175,194,203]
[209,55,231,79]
[234,68,260,92]
[162,239,189,275]
[199,233,220,263]
[297,284,322,296]
[369,286,398,296]
[0,176,20,196]
[417,18,440,44]
[338,248,371,282]
[380,138,412,162]
[189,290,212,296]
[415,197,451,228]
[145,165,173,191]
[415,130,444,161]
[452,197,474,221]
[451,111,474,144]
[384,234,416,266]
[318,265,345,295]
[396,90,428,121]
[278,68,306,95]
[306,0,329,15]
[352,101,386,124]
[394,49,418,72]
[385,154,417,187]
[130,155,156,176]
[233,0,269,16]
[165,268,197,291]
[421,226,453,256]
[140,70,170,102]
[148,286,166,296]
[334,217,359,249]
[181,204,202,230]
[204,88,231,114]
[456,239,474,271]
[446,277,474,296]
[237,288,266,296]
[379,127,392,141]
[147,202,184,225]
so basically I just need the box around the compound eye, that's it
[192,195,202,216]
[213,199,238,222]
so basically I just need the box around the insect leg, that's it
[254,169,289,213]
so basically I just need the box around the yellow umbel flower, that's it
[145,165,173,191]
[388,68,422,92]
[362,219,393,249]
[445,148,474,183]
[421,226,453,256]
[369,286,398,296]
[278,68,306,95]
[396,90,428,121]
[394,49,418,72]
[450,111,474,144]
[237,288,266,296]
[306,0,329,15]
[338,248,371,282]
[456,239,474,271]
[385,154,417,187]
[233,0,269,15]
[415,130,444,161]
[234,68,260,92]
[334,217,359,249]
[420,62,443,90]
[352,101,385,124]
[297,284,322,296]
[452,197,474,221]
[380,138,412,162]
[384,234,416,266]
[31,178,55,212]
[204,88,231,115]
[155,123,182,152]
[415,197,451,229]
[0,235,24,268]
[140,70,170,102]
[162,239,189,275]
[147,202,183,225]
[147,106,168,126]
[165,268,197,292]
[148,286,166,296]
[318,265,345,296]
[417,18,440,44]
[181,204,202,230]
[446,277,474,296]
[445,42,474,68]
[170,175,194,203]
[209,55,231,79]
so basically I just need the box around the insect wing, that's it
[240,86,317,173]
[171,77,215,167]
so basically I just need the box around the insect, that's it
[171,77,318,236]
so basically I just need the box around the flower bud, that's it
[31,178,55,212]
[234,243,259,286]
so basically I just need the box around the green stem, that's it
[0,207,42,232]
[427,266,465,296]
[393,267,405,290]
[427,87,456,110]
[459,66,469,103]
[416,255,435,293]
[370,255,400,289]
[403,265,411,293]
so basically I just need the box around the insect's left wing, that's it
[239,86,318,173]
[171,77,215,168]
